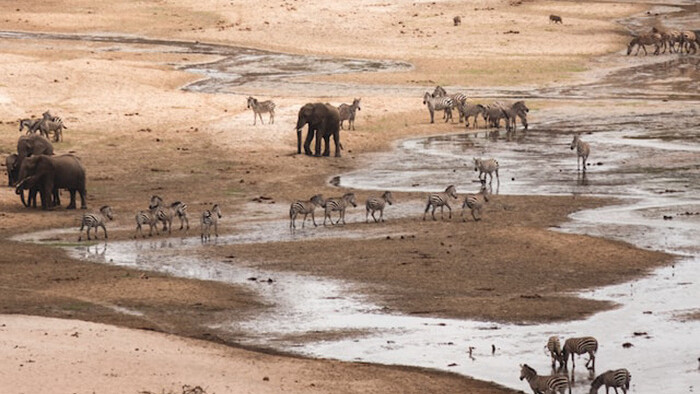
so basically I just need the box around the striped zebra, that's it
[473,157,500,185]
[433,86,468,122]
[37,111,68,142]
[246,96,275,125]
[365,191,394,223]
[546,336,563,369]
[570,134,590,172]
[170,201,189,231]
[324,193,357,226]
[423,92,454,124]
[461,180,489,222]
[483,103,508,129]
[590,369,631,394]
[134,210,159,238]
[338,98,361,131]
[290,194,325,229]
[519,364,571,394]
[148,195,170,233]
[562,336,598,370]
[423,184,458,221]
[495,101,529,132]
[78,205,114,241]
[19,118,41,134]
[457,103,486,128]
[201,204,222,241]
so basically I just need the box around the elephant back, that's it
[17,134,54,156]
[52,154,87,189]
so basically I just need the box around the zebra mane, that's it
[522,364,537,375]
[99,205,110,211]
[171,201,182,207]
[590,373,605,390]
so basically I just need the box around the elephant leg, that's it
[314,128,323,156]
[333,133,341,158]
[304,127,315,155]
[67,190,77,209]
[297,128,303,154]
[322,134,331,157]
[78,189,87,209]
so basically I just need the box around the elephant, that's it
[16,134,54,175]
[5,154,18,186]
[295,103,342,157]
[15,154,87,210]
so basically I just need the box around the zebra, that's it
[627,33,663,56]
[570,134,590,172]
[246,96,276,125]
[561,336,598,370]
[483,103,508,129]
[423,184,458,221]
[170,201,189,231]
[461,180,489,222]
[148,195,171,233]
[201,204,222,241]
[453,16,461,26]
[519,364,571,394]
[365,191,394,223]
[78,205,114,241]
[589,369,631,394]
[324,193,357,226]
[546,336,563,370]
[134,210,159,238]
[423,92,454,124]
[680,30,697,54]
[474,157,500,185]
[494,101,529,132]
[433,86,468,122]
[457,103,486,129]
[19,118,41,134]
[36,111,68,142]
[290,194,325,229]
[338,98,361,130]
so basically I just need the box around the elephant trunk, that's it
[15,178,29,207]
[296,127,303,154]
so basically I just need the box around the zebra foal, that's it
[201,204,222,241]
[149,195,189,234]
[590,369,631,394]
[134,210,159,238]
[423,185,458,221]
[562,336,598,370]
[519,364,570,394]
[365,191,394,223]
[338,98,361,130]
[473,157,499,185]
[324,193,357,226]
[546,336,563,369]
[570,134,590,172]
[78,205,114,241]
[461,181,489,222]
[246,96,275,125]
[290,194,325,229]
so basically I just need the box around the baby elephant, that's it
[549,14,562,24]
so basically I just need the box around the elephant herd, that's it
[5,133,87,210]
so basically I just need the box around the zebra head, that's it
[353,98,361,111]
[432,85,447,97]
[382,191,394,205]
[570,135,581,150]
[212,204,222,218]
[246,96,257,109]
[519,364,536,381]
[100,205,114,220]
[343,193,357,207]
[423,92,431,105]
[149,195,163,210]
[445,185,458,199]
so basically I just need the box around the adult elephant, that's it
[15,154,87,210]
[15,134,54,174]
[295,103,341,157]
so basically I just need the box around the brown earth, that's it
[0,0,674,392]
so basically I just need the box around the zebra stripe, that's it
[461,182,489,222]
[201,204,222,241]
[170,201,189,231]
[246,96,275,125]
[473,157,500,185]
[338,98,361,131]
[134,210,158,238]
[432,86,468,122]
[290,194,325,229]
[519,364,570,394]
[590,369,631,393]
[423,92,454,124]
[324,193,357,226]
[423,185,458,221]
[19,118,41,134]
[562,336,598,370]
[78,205,113,241]
[546,336,562,369]
[36,111,67,142]
[365,191,394,223]
[570,134,590,172]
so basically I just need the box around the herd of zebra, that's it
[246,96,362,130]
[627,27,699,56]
[19,110,67,142]
[519,335,631,393]
[77,195,222,242]
[422,86,529,133]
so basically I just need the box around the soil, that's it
[0,0,685,392]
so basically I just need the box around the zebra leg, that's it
[324,209,329,226]
[366,208,369,223]
[446,203,452,219]
[379,209,384,222]
[340,120,345,130]
[429,108,435,124]
[432,206,438,221]
[253,111,257,125]
[102,224,108,239]
[270,111,274,125]
[259,112,265,125]
[440,205,445,220]
[302,212,309,228]
[423,202,431,220]
[311,211,318,227]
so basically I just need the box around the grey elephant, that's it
[15,154,87,210]
[5,154,18,186]
[16,134,54,173]
[295,103,342,157]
